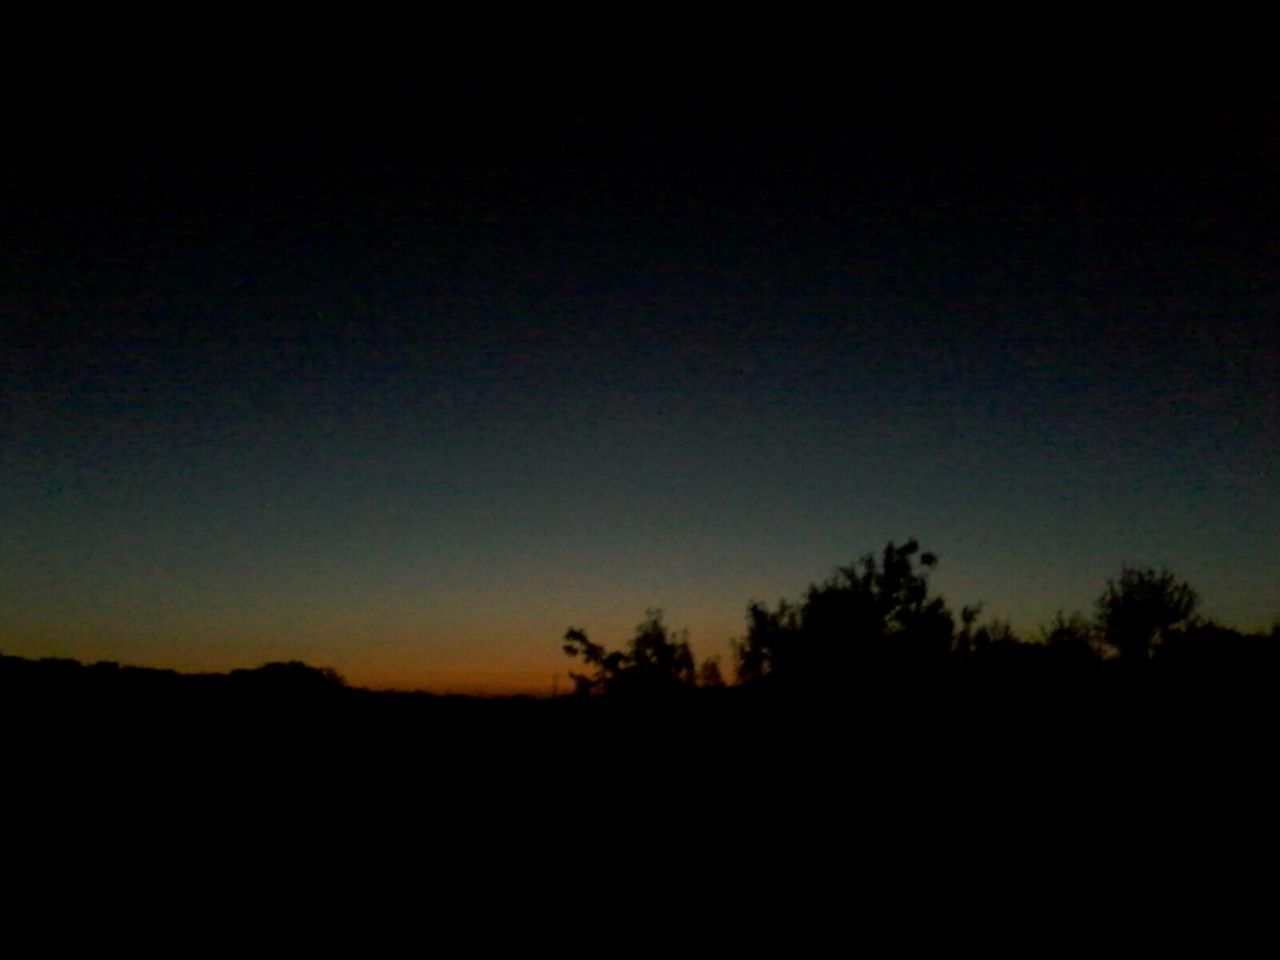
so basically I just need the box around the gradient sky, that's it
[3,70,1276,692]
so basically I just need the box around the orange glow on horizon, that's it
[346,660,573,697]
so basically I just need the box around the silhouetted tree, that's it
[733,540,958,687]
[954,603,986,658]
[1040,610,1099,667]
[562,626,624,696]
[732,599,801,685]
[697,657,725,688]
[1096,567,1199,661]
[563,609,697,697]
[973,618,1018,649]
[1042,611,1095,647]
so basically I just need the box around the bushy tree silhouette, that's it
[733,599,801,686]
[1040,610,1099,667]
[697,656,725,688]
[1095,567,1199,661]
[734,539,956,687]
[563,609,697,697]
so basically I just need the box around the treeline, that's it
[563,539,1280,697]
[6,539,1276,711]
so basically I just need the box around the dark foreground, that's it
[5,652,1274,795]
[4,652,1275,939]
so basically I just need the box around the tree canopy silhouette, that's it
[1095,567,1199,661]
[733,539,957,687]
[563,608,697,697]
[550,541,1280,706]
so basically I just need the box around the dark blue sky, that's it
[3,71,1276,690]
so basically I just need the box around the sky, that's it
[3,66,1277,692]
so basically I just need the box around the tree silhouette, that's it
[1040,610,1099,667]
[563,609,696,697]
[734,539,957,687]
[697,657,725,688]
[732,599,801,686]
[562,626,623,696]
[1095,567,1199,662]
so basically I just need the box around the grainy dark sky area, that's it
[3,58,1276,691]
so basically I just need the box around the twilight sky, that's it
[3,69,1277,692]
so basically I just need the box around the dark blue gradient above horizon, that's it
[3,82,1276,691]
